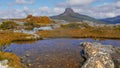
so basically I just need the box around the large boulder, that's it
[80,42,115,68]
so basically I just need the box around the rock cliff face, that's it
[80,42,120,68]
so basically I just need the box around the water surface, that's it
[4,38,120,68]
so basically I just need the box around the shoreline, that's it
[0,28,120,68]
[41,36,120,40]
[37,28,120,40]
[1,38,120,67]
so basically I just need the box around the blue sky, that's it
[92,0,114,6]
[0,0,62,9]
[0,0,120,18]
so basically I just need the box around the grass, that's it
[37,27,120,39]
[0,31,39,47]
[0,52,24,68]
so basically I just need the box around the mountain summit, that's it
[62,8,75,16]
[51,8,100,23]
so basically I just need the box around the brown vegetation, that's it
[37,27,120,39]
[26,15,51,25]
[0,31,37,68]
[0,52,24,68]
[0,31,34,47]
[0,21,19,30]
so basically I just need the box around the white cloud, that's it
[105,13,116,17]
[39,7,50,12]
[0,8,29,19]
[0,0,120,19]
[15,0,35,4]
[67,0,96,6]
[56,0,120,18]
[0,6,59,18]
[53,7,64,14]
[0,5,120,19]
[57,0,97,7]
[37,7,64,16]
[115,1,120,7]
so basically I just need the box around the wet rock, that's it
[27,63,32,67]
[80,42,115,68]
[25,54,30,57]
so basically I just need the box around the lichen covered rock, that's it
[80,42,115,68]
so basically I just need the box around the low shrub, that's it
[61,23,80,28]
[0,21,19,30]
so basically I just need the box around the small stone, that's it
[25,54,30,57]
[47,65,50,68]
[27,64,32,67]
[67,64,69,66]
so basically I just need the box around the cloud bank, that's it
[0,0,120,19]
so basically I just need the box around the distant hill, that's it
[50,8,102,23]
[100,15,120,24]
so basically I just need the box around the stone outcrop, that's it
[80,42,116,68]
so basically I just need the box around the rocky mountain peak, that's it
[62,8,75,15]
[50,8,99,23]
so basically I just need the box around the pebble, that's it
[25,54,30,57]
[27,63,32,67]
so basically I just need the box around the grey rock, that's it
[25,54,30,57]
[80,42,115,68]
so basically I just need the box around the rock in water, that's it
[80,42,115,68]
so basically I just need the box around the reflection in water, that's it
[4,38,120,68]
[13,40,37,45]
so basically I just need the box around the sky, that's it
[0,0,120,19]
